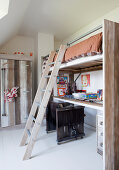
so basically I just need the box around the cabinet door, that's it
[0,59,32,127]
[104,19,119,170]
[0,59,15,127]
[19,60,32,124]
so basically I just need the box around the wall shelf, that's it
[0,54,32,61]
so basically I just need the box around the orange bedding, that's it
[54,32,102,62]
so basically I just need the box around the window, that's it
[0,0,9,19]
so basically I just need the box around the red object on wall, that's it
[30,52,33,56]
[14,52,24,55]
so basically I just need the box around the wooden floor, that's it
[0,121,103,170]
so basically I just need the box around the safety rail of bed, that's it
[50,53,103,72]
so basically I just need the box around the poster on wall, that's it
[81,74,90,87]
[57,76,68,96]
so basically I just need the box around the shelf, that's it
[0,54,32,61]
[50,54,103,72]
[54,96,103,111]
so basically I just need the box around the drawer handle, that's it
[100,132,103,136]
[100,121,103,126]
[100,142,103,147]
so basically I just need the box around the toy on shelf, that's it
[97,89,103,101]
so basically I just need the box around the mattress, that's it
[54,32,102,63]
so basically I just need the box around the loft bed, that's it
[50,25,103,109]
[50,25,103,73]
[45,20,119,169]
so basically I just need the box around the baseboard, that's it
[0,123,26,130]
[84,123,96,131]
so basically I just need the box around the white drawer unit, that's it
[96,113,103,156]
[98,127,103,139]
[98,137,103,150]
[97,116,103,128]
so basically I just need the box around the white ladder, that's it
[20,45,66,160]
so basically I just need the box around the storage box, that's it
[72,93,97,100]
[72,93,86,99]
[86,93,97,99]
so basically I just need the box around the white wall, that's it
[75,70,103,93]
[38,33,54,83]
[54,40,62,50]
[62,7,119,46]
[0,35,34,55]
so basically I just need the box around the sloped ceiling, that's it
[19,0,119,40]
[1,0,119,47]
[0,0,31,47]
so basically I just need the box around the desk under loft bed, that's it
[44,20,119,170]
[52,49,103,154]
[51,54,103,110]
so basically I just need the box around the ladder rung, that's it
[48,62,55,66]
[31,115,36,122]
[35,102,41,106]
[41,89,46,92]
[44,75,50,78]
[41,89,52,93]
[27,129,31,137]
[23,90,30,93]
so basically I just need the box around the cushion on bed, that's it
[54,32,102,62]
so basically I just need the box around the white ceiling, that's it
[0,0,30,46]
[1,0,119,47]
[19,0,119,40]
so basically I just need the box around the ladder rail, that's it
[20,51,56,146]
[23,45,66,160]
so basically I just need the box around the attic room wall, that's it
[0,35,35,97]
[62,6,119,45]
[54,40,62,51]
[0,35,34,54]
[38,33,54,83]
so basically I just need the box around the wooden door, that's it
[104,19,119,170]
[0,59,32,127]
[19,60,32,124]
